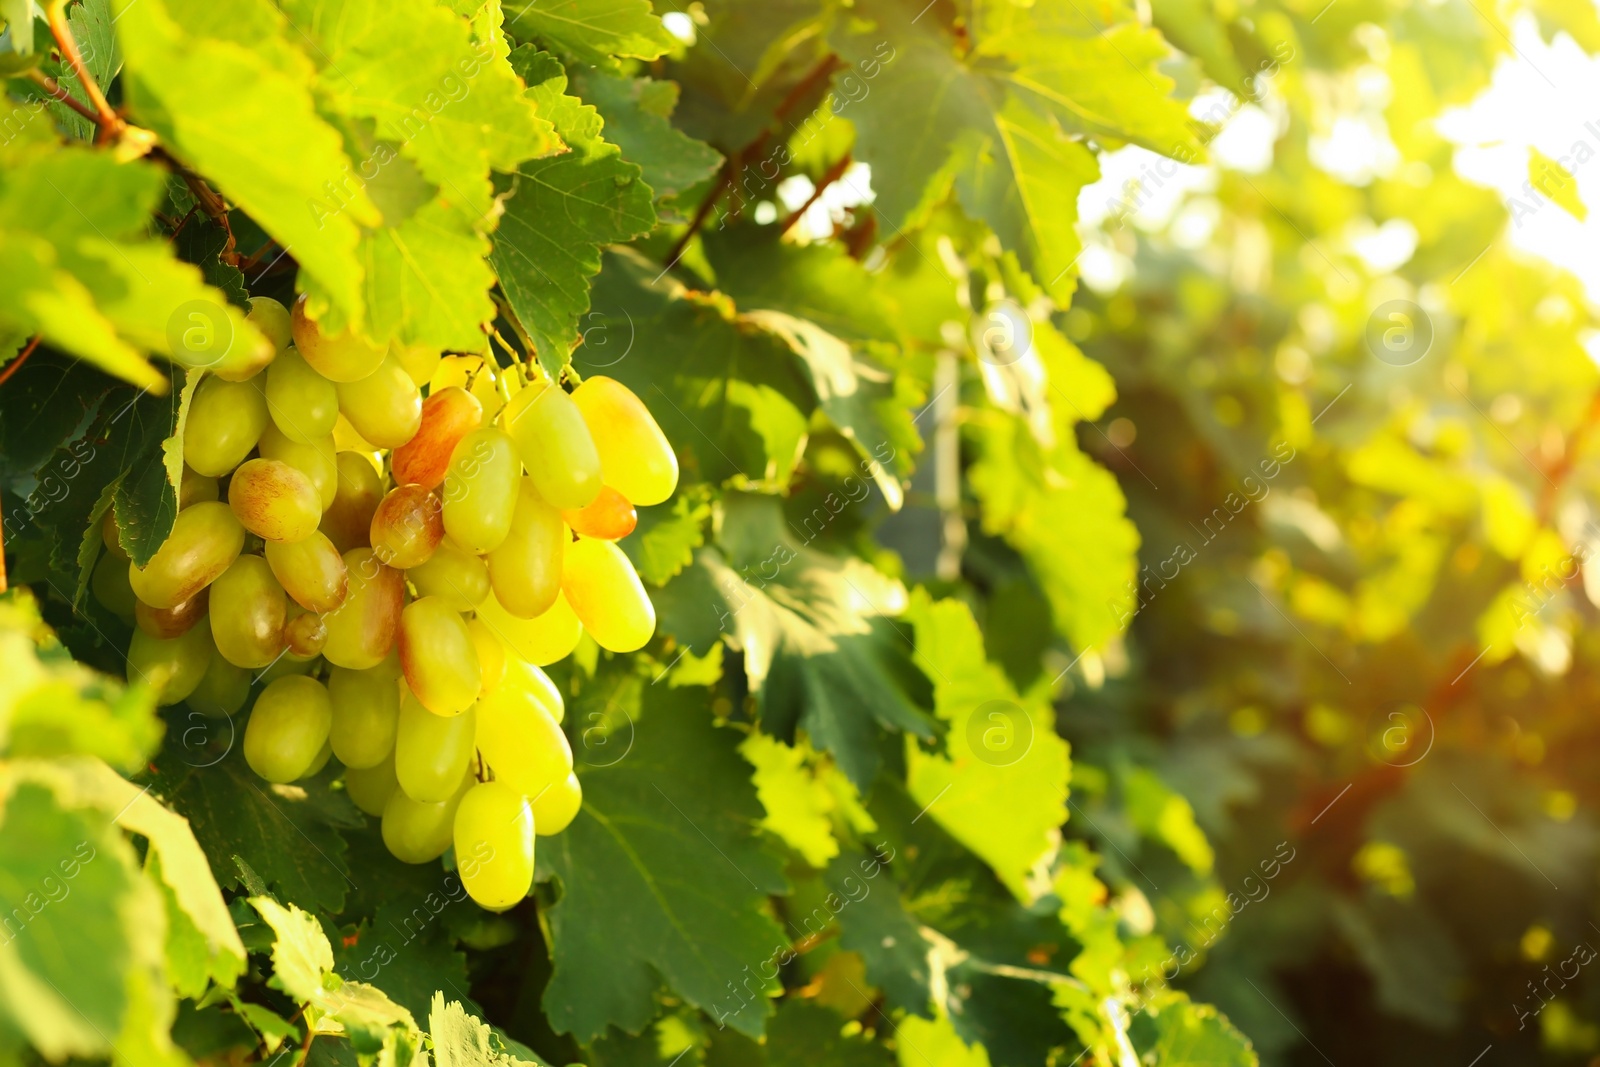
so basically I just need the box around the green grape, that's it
[127,620,214,706]
[399,597,480,715]
[327,665,400,769]
[183,374,269,477]
[129,501,245,610]
[322,451,384,553]
[91,553,136,619]
[501,382,603,510]
[466,616,505,696]
[431,355,506,422]
[441,427,520,552]
[571,375,679,506]
[302,739,333,779]
[336,355,423,449]
[186,648,250,717]
[265,531,348,612]
[283,608,328,657]
[370,484,443,569]
[134,587,207,639]
[392,387,482,490]
[561,537,655,653]
[265,347,339,444]
[257,424,338,510]
[392,341,442,387]
[394,689,477,802]
[209,296,282,383]
[487,478,564,619]
[532,772,581,836]
[291,295,386,382]
[209,554,287,669]
[246,295,293,353]
[477,588,582,666]
[382,769,470,863]
[243,675,333,783]
[406,538,490,611]
[500,657,563,723]
[345,754,398,817]
[454,780,534,911]
[228,458,322,542]
[476,686,572,800]
[322,548,404,669]
[101,508,128,561]
[179,466,219,508]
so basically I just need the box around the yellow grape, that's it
[180,466,219,508]
[322,548,404,669]
[370,485,443,569]
[381,769,469,863]
[392,341,442,387]
[406,538,489,611]
[257,424,338,510]
[532,772,582,836]
[134,587,207,639]
[246,296,293,353]
[477,588,582,666]
[265,531,348,612]
[210,555,287,669]
[91,554,136,619]
[571,375,678,506]
[500,658,563,723]
[228,458,322,542]
[487,479,564,618]
[561,485,636,541]
[431,355,506,421]
[129,501,245,610]
[345,754,398,816]
[283,608,328,657]
[399,597,481,715]
[291,295,385,382]
[466,616,505,696]
[183,375,269,477]
[101,509,128,561]
[440,427,520,552]
[265,347,339,443]
[127,620,213,706]
[394,690,477,802]
[561,537,655,653]
[476,686,572,800]
[502,383,602,510]
[244,675,333,783]
[336,355,423,448]
[391,387,482,490]
[328,665,401,768]
[186,648,250,717]
[454,780,534,911]
[321,451,384,553]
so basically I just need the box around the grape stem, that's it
[23,69,99,124]
[45,0,122,140]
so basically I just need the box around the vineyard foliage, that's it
[0,0,1596,1064]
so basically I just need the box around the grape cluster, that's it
[95,294,675,911]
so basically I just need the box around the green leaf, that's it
[903,592,1069,901]
[539,684,788,1042]
[1129,994,1258,1066]
[503,0,676,67]
[570,70,724,203]
[1529,147,1586,220]
[891,1015,991,1067]
[492,48,657,372]
[251,896,335,1004]
[741,732,838,867]
[824,850,933,1016]
[112,0,379,328]
[654,493,933,789]
[429,992,551,1067]
[149,743,356,914]
[620,487,710,586]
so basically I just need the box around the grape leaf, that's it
[741,732,838,867]
[823,851,933,1016]
[430,993,552,1067]
[1128,994,1258,1066]
[620,488,709,586]
[570,70,724,202]
[147,742,357,915]
[491,48,656,371]
[892,1015,991,1067]
[654,493,933,789]
[902,592,1069,902]
[503,0,676,67]
[539,684,789,1042]
[112,0,380,328]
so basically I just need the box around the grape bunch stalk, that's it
[93,293,676,912]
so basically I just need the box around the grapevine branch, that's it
[0,336,42,389]
[779,152,854,235]
[24,69,99,125]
